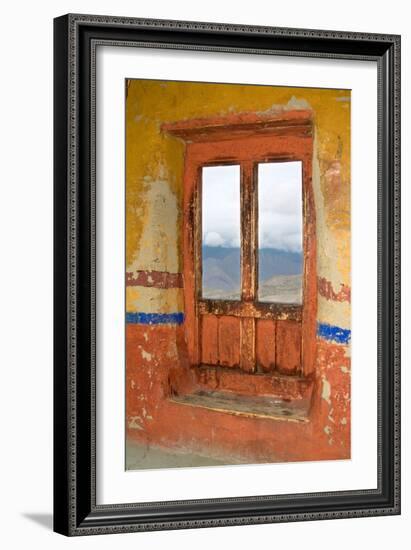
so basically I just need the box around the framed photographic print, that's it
[53,14,400,536]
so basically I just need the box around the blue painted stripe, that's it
[317,322,351,345]
[126,314,349,342]
[126,312,185,325]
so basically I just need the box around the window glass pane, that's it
[258,161,303,304]
[202,165,241,300]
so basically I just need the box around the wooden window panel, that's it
[201,315,219,365]
[164,111,316,380]
[240,317,256,373]
[256,319,277,373]
[276,320,302,375]
[218,316,241,368]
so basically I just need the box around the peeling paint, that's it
[128,416,144,430]
[257,95,312,116]
[141,350,152,362]
[126,286,184,315]
[321,378,332,404]
[126,270,183,289]
[317,296,351,331]
[318,322,351,345]
[126,312,184,325]
[318,276,351,303]
[127,179,180,274]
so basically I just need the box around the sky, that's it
[202,161,303,252]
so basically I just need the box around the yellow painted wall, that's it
[126,79,351,328]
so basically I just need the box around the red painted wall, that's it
[126,323,350,463]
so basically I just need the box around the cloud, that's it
[204,231,225,247]
[258,211,303,251]
[202,162,302,252]
[202,165,241,248]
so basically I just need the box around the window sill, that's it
[169,390,310,423]
[195,364,313,401]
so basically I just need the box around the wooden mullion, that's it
[240,318,255,373]
[240,162,257,372]
[253,162,259,302]
[240,161,257,301]
[196,166,203,302]
[184,160,202,367]
[195,167,203,365]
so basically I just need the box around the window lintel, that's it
[162,109,313,142]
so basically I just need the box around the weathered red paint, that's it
[201,315,219,365]
[276,320,302,375]
[126,324,350,463]
[161,109,313,142]
[318,276,351,303]
[219,316,241,368]
[198,299,302,321]
[195,365,313,401]
[126,270,183,289]
[255,319,276,372]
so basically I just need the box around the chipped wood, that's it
[301,157,317,375]
[198,299,302,321]
[195,365,314,401]
[256,319,276,372]
[183,160,200,366]
[180,112,315,381]
[162,110,313,143]
[240,161,257,302]
[276,320,302,375]
[218,316,241,367]
[201,315,219,365]
[170,390,310,423]
[240,317,255,373]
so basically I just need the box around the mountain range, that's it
[202,246,302,303]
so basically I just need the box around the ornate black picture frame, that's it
[53,13,400,536]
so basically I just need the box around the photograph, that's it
[125,79,352,469]
[0,0,406,546]
[51,11,400,536]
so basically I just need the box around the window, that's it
[164,110,316,382]
[257,161,303,304]
[201,162,303,304]
[202,165,241,300]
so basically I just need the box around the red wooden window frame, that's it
[163,110,317,378]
